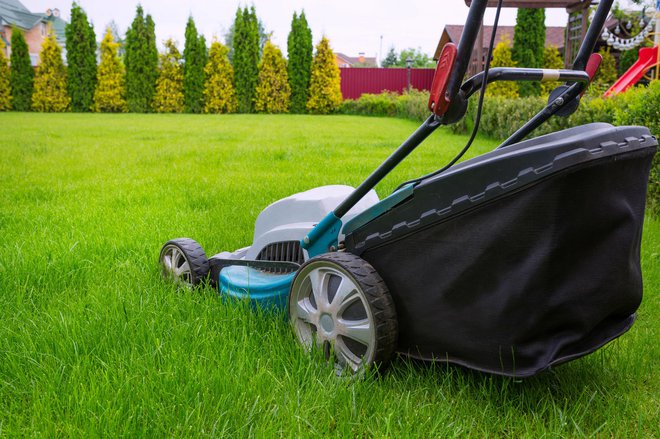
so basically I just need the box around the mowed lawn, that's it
[0,113,657,437]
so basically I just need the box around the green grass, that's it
[0,113,657,437]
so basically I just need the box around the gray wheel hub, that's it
[290,261,376,372]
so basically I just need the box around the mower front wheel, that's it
[288,252,398,374]
[160,238,210,287]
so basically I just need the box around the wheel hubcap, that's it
[290,262,376,372]
[160,245,192,285]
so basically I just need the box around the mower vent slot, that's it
[256,241,305,273]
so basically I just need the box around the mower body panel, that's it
[246,185,379,261]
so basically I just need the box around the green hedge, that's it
[339,82,660,214]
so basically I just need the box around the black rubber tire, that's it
[159,238,210,286]
[288,251,398,372]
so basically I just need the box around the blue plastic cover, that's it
[219,265,295,310]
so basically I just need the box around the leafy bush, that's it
[339,90,429,122]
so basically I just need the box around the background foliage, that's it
[513,8,546,96]
[486,36,519,98]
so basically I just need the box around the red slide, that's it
[604,47,658,97]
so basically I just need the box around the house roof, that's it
[0,0,42,30]
[0,0,67,46]
[336,52,378,67]
[435,25,565,59]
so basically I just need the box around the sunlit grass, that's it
[0,113,657,437]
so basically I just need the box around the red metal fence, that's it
[339,68,435,100]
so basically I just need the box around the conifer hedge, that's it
[9,29,33,111]
[32,33,70,112]
[66,3,97,112]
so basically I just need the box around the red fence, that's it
[339,68,435,100]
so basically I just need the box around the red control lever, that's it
[581,53,602,97]
[428,43,458,117]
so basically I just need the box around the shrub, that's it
[32,33,70,112]
[307,37,342,114]
[65,3,97,112]
[9,28,33,111]
[0,38,10,111]
[203,41,237,114]
[153,39,184,113]
[94,28,128,113]
[255,40,290,113]
[339,90,429,122]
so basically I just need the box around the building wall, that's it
[2,22,53,65]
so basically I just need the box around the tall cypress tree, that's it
[513,8,545,96]
[9,28,33,111]
[125,6,158,112]
[66,2,97,112]
[183,16,207,113]
[287,11,313,113]
[233,6,260,113]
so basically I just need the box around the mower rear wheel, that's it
[160,238,210,287]
[288,252,398,374]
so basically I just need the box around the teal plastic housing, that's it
[219,265,295,310]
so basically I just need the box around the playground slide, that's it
[604,47,658,97]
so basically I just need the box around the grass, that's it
[0,113,657,437]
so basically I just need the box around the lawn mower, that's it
[160,0,657,377]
